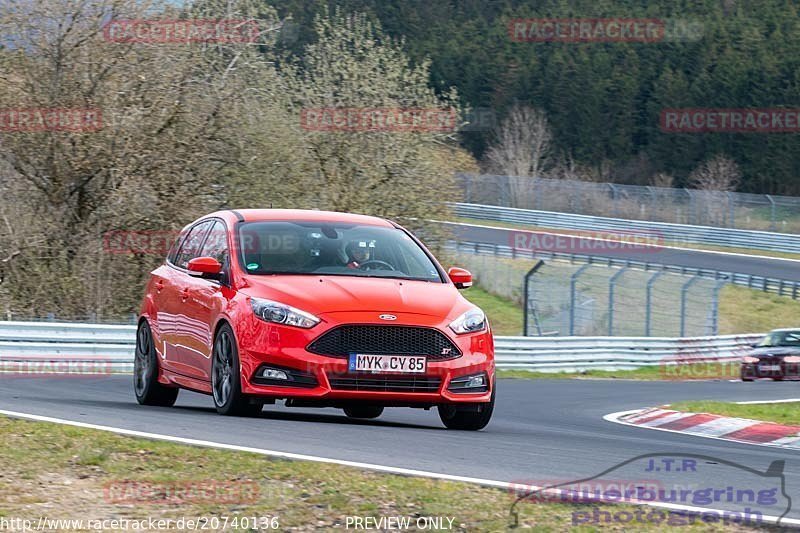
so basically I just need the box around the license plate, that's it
[759,364,781,371]
[349,354,426,374]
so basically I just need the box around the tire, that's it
[740,369,754,382]
[343,405,384,419]
[438,388,495,431]
[212,323,262,417]
[134,321,179,407]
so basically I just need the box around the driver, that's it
[345,241,370,269]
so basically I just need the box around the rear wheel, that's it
[343,405,384,419]
[134,321,179,407]
[438,389,495,431]
[212,323,262,417]
[740,368,754,382]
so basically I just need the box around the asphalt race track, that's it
[2,376,800,523]
[452,222,800,283]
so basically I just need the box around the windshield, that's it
[758,331,800,348]
[237,221,443,282]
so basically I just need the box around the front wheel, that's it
[212,323,262,417]
[438,389,495,431]
[134,321,179,407]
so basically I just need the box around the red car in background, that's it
[134,209,495,430]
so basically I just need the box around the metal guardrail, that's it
[0,321,763,374]
[495,334,763,372]
[446,240,800,299]
[0,322,136,374]
[453,202,800,254]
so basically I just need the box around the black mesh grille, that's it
[308,325,461,360]
[328,375,442,393]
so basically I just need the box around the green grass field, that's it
[0,416,741,531]
[668,401,800,426]
[461,285,523,336]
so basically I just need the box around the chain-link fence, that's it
[458,173,800,233]
[447,243,727,337]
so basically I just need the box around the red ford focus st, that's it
[134,209,495,430]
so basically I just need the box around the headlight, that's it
[449,308,486,335]
[250,297,320,329]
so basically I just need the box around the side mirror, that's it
[448,267,473,290]
[187,257,223,280]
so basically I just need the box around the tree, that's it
[689,155,741,191]
[688,154,741,226]
[280,10,464,242]
[483,105,552,207]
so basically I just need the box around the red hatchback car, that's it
[134,209,495,430]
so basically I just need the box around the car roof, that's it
[769,328,800,333]
[210,209,395,228]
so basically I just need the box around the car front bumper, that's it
[236,318,494,404]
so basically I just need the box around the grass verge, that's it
[718,285,800,334]
[0,416,742,531]
[498,367,666,380]
[668,400,800,426]
[461,285,523,336]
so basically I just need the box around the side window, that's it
[167,229,188,265]
[175,221,212,269]
[199,221,229,266]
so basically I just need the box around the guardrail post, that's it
[684,188,695,225]
[570,264,591,336]
[680,275,702,337]
[646,186,657,221]
[766,194,776,231]
[523,260,545,336]
[645,271,665,336]
[608,183,618,218]
[710,280,726,335]
[727,192,735,228]
[608,267,628,336]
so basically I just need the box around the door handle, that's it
[155,279,165,293]
[180,288,190,301]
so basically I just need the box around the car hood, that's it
[751,346,800,357]
[239,275,467,319]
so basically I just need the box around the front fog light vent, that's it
[260,368,289,380]
[448,373,488,393]
[253,365,318,388]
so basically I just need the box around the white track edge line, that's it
[1,409,798,527]
[736,398,800,405]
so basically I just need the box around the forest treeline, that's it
[276,0,800,194]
